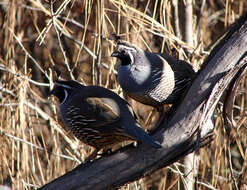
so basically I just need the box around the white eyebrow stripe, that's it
[128,51,135,65]
[119,45,136,52]
[55,83,73,89]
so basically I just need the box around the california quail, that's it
[50,80,161,160]
[111,40,196,109]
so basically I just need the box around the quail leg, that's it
[144,107,165,133]
[153,107,166,130]
[153,103,179,131]
[83,149,99,163]
[83,148,114,163]
[99,148,113,157]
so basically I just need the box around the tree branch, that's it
[38,13,247,190]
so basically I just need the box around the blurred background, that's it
[0,0,247,189]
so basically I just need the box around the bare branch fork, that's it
[39,13,247,190]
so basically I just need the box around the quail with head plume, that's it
[111,41,196,109]
[50,80,161,160]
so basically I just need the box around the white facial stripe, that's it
[55,83,73,89]
[61,89,68,104]
[127,51,134,65]
[125,47,136,52]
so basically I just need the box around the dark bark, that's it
[38,13,247,190]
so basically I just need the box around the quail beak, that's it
[48,87,56,96]
[48,90,54,96]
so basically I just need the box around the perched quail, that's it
[111,41,196,108]
[50,80,161,160]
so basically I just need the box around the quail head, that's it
[50,80,161,160]
[111,41,196,109]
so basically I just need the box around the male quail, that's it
[50,80,161,160]
[111,40,196,109]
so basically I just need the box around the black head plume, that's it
[49,80,85,104]
[50,66,62,82]
[109,33,121,42]
[54,80,85,89]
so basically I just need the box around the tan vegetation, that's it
[0,0,247,189]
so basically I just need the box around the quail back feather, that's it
[111,41,196,108]
[50,80,162,160]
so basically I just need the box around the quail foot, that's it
[50,80,162,161]
[111,40,196,125]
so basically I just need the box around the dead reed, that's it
[0,0,247,189]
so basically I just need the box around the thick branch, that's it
[39,14,247,190]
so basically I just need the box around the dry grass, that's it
[0,0,247,189]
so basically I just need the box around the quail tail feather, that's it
[126,124,162,148]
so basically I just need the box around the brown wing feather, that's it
[66,95,120,128]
